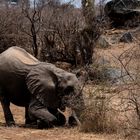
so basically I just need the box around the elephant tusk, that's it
[57,107,81,126]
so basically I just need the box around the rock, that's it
[97,35,111,48]
[97,57,110,65]
[120,32,133,43]
[105,68,136,85]
[104,0,140,27]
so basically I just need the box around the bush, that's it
[79,45,140,140]
[80,86,119,133]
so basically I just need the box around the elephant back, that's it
[0,46,39,65]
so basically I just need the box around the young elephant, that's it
[0,46,84,127]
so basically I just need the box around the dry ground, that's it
[0,104,123,140]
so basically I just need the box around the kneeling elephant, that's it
[0,46,84,127]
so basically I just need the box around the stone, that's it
[120,32,133,43]
[104,0,140,27]
[97,35,111,48]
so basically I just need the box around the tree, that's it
[79,0,96,64]
[21,0,43,57]
[82,0,95,28]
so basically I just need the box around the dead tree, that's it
[21,0,43,57]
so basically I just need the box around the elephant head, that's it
[26,63,85,126]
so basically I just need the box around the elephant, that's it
[0,46,84,127]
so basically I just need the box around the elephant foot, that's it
[25,119,37,128]
[37,119,57,129]
[6,121,16,127]
[37,120,49,129]
[25,119,37,125]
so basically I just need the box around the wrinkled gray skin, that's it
[0,46,84,127]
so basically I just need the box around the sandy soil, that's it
[0,126,120,140]
[0,104,123,140]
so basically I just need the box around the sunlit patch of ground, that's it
[0,126,123,140]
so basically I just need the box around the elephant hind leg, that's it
[0,97,15,126]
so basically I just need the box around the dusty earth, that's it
[0,28,139,140]
[0,104,122,140]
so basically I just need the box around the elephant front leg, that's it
[0,98,15,126]
[28,98,57,128]
[25,106,37,126]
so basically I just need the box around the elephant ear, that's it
[26,64,59,108]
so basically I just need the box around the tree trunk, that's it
[80,0,95,65]
[82,0,95,28]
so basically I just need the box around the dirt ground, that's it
[0,104,123,140]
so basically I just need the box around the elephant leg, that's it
[0,98,15,126]
[28,98,57,126]
[25,106,37,125]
